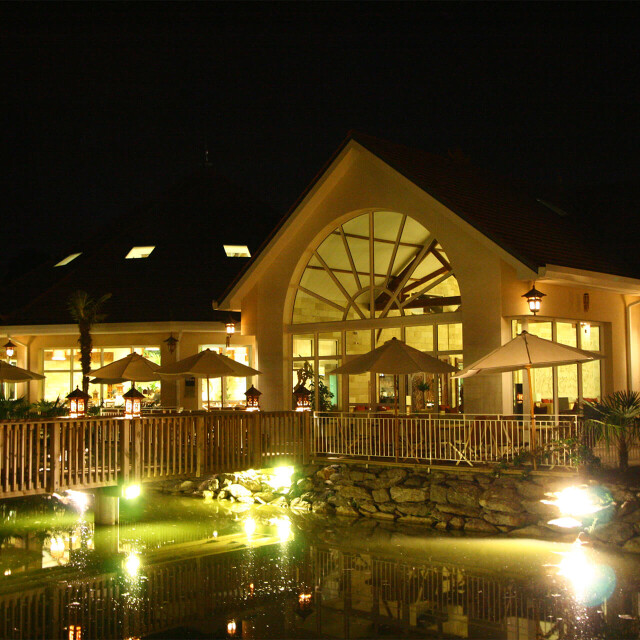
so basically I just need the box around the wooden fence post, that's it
[132,418,142,482]
[119,419,130,485]
[196,415,205,477]
[303,411,312,465]
[251,413,263,470]
[49,422,61,493]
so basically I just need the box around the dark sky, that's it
[3,2,640,271]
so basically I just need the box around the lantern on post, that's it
[293,384,312,412]
[522,285,546,315]
[67,387,90,418]
[123,386,145,419]
[296,591,314,620]
[225,320,236,348]
[3,339,16,358]
[244,385,262,411]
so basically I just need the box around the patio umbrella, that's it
[454,330,602,452]
[330,338,456,459]
[156,349,261,409]
[89,352,161,390]
[0,361,45,399]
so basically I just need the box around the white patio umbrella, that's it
[331,338,456,459]
[454,330,602,452]
[156,349,261,409]
[89,352,161,390]
[0,361,45,399]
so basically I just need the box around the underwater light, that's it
[124,553,141,578]
[266,466,294,491]
[244,518,257,537]
[64,490,90,513]
[271,517,292,542]
[123,484,141,500]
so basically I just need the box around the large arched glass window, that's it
[292,211,460,324]
[290,211,463,413]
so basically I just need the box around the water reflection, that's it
[1,494,639,639]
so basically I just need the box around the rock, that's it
[622,536,640,553]
[372,488,391,503]
[436,503,481,518]
[520,499,558,518]
[350,471,376,482]
[378,503,397,514]
[296,478,314,492]
[371,511,396,521]
[591,521,635,545]
[236,495,255,504]
[336,505,360,517]
[238,475,262,492]
[449,516,465,529]
[390,486,428,503]
[227,484,253,499]
[379,468,408,487]
[312,501,333,515]
[446,484,481,507]
[430,484,448,504]
[480,487,521,513]
[403,475,424,488]
[290,499,311,512]
[358,501,378,514]
[464,518,499,533]
[198,477,219,492]
[435,521,449,531]
[516,482,546,500]
[336,485,372,501]
[396,503,431,517]
[622,508,640,524]
[483,511,535,527]
[510,525,560,540]
[269,496,288,507]
[179,480,195,492]
[609,486,635,504]
[254,491,275,503]
[398,515,435,526]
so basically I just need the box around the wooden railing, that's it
[312,412,582,468]
[1,412,311,498]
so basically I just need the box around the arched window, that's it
[290,211,463,412]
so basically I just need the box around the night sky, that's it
[3,2,640,274]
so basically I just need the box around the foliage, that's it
[68,290,111,394]
[0,397,67,420]
[296,360,335,411]
[585,390,640,471]
[416,381,431,392]
[498,437,600,472]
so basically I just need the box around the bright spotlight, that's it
[124,553,141,577]
[65,490,90,513]
[244,518,257,537]
[271,517,292,542]
[123,484,141,500]
[266,466,294,491]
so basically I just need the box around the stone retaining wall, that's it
[150,463,640,553]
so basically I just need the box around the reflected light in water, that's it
[244,518,257,537]
[548,516,583,529]
[271,517,292,542]
[554,543,616,607]
[227,619,237,636]
[58,490,90,513]
[123,484,141,500]
[124,553,141,578]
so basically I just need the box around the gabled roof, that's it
[1,166,279,326]
[220,132,638,306]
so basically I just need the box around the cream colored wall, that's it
[7,329,257,410]
[237,147,513,413]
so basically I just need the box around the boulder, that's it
[446,483,481,507]
[198,477,219,492]
[430,484,448,504]
[483,511,535,527]
[254,491,275,503]
[464,518,499,533]
[396,503,431,517]
[371,511,397,521]
[516,482,546,500]
[296,477,314,492]
[378,503,398,514]
[622,536,640,553]
[390,486,428,503]
[312,501,333,515]
[336,505,360,517]
[179,480,195,492]
[268,496,288,507]
[398,515,436,526]
[372,488,391,503]
[520,499,558,518]
[403,475,424,488]
[226,484,253,499]
[479,487,522,513]
[238,475,262,492]
[379,468,408,487]
[590,521,635,545]
[435,521,449,531]
[358,501,378,514]
[436,503,481,518]
[350,470,377,482]
[449,516,465,529]
[337,485,372,501]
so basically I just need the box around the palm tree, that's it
[68,291,111,394]
[586,391,640,471]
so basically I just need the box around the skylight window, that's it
[126,246,155,259]
[55,253,82,267]
[224,245,251,258]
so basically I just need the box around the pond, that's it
[1,491,639,639]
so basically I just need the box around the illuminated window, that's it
[55,253,82,267]
[224,245,251,258]
[125,246,155,259]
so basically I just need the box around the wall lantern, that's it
[123,385,145,419]
[244,385,262,411]
[515,382,523,405]
[4,340,16,358]
[296,591,314,620]
[293,384,312,412]
[163,333,178,354]
[522,285,546,315]
[226,320,236,347]
[67,386,90,419]
[226,620,237,637]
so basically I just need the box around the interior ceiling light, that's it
[54,253,82,267]
[126,246,155,259]
[223,245,251,258]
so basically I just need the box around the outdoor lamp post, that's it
[123,386,145,418]
[67,387,90,418]
[293,384,312,412]
[4,340,16,358]
[244,385,262,411]
[523,285,546,315]
[225,320,235,348]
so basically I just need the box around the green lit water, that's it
[1,491,639,639]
